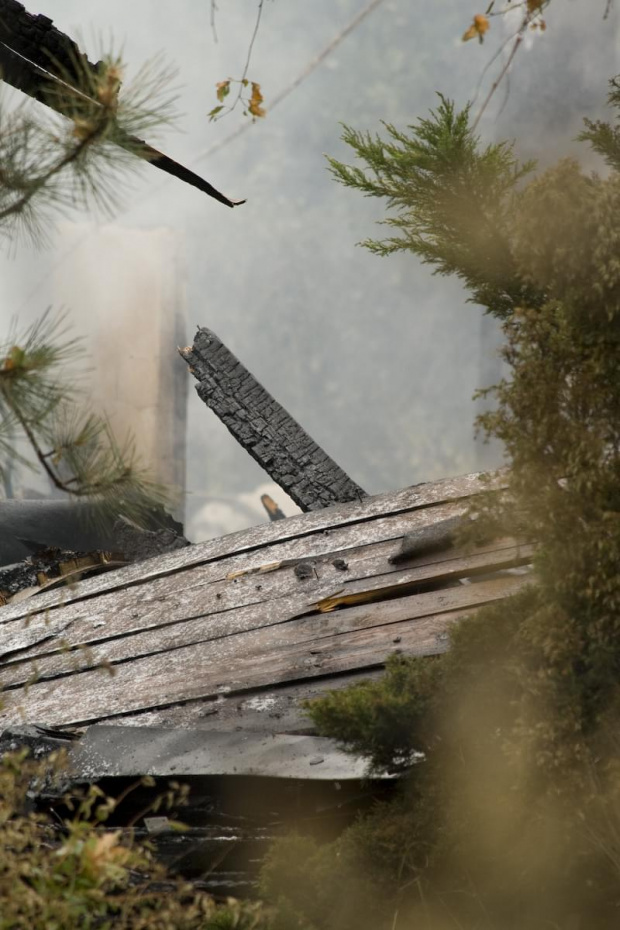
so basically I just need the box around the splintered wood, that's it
[0,472,531,732]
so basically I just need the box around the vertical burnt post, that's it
[180,328,367,512]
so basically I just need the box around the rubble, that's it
[0,500,189,603]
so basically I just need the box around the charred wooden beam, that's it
[0,499,187,568]
[0,0,244,207]
[0,1,89,95]
[180,327,367,512]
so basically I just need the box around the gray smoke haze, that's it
[0,1,617,537]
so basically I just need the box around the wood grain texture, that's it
[92,669,388,733]
[0,500,472,659]
[0,472,525,734]
[0,575,527,727]
[0,543,531,688]
[0,471,500,625]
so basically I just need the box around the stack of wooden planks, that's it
[0,472,531,734]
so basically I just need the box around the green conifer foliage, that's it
[261,81,620,929]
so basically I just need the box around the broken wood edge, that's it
[179,327,367,512]
[0,535,530,674]
[0,472,508,627]
[0,575,529,728]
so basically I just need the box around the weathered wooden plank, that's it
[0,500,472,657]
[181,328,367,510]
[1,609,466,727]
[0,472,501,624]
[94,669,388,733]
[0,575,527,727]
[2,503,523,665]
[0,544,531,688]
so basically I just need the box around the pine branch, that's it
[579,76,620,172]
[328,97,540,319]
[0,314,169,528]
[0,1,244,207]
[0,110,105,225]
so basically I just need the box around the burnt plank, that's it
[0,575,527,727]
[180,327,367,511]
[0,472,501,626]
[0,543,532,688]
[0,0,93,95]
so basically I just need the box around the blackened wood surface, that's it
[0,472,527,731]
[180,327,367,511]
[0,0,91,95]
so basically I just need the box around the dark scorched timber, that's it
[180,327,367,512]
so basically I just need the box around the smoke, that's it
[0,0,617,535]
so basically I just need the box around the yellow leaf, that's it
[249,81,266,119]
[462,14,490,43]
[216,79,230,103]
[527,0,544,12]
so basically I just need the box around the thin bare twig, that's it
[210,0,387,127]
[470,28,517,110]
[0,374,132,499]
[470,0,554,130]
[228,0,265,113]
[266,0,386,112]
[497,63,512,121]
[4,390,79,495]
[471,0,612,127]
[471,32,523,132]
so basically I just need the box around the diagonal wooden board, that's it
[0,499,476,659]
[0,472,529,731]
[0,472,498,625]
